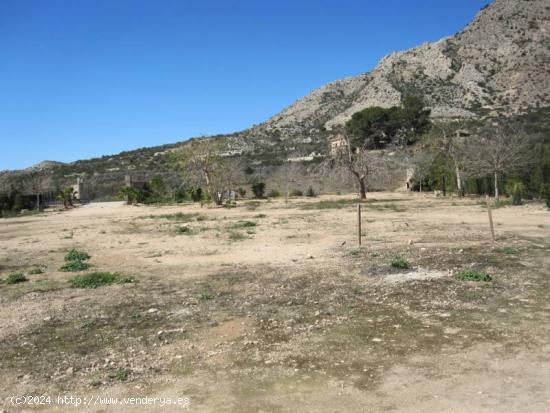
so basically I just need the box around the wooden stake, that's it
[486,196,495,243]
[357,204,362,246]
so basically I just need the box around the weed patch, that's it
[69,272,134,289]
[455,270,492,282]
[175,225,193,235]
[6,272,28,284]
[60,260,90,272]
[65,249,91,262]
[231,220,257,229]
[390,257,410,269]
[497,247,519,255]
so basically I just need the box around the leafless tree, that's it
[465,122,535,200]
[429,121,476,197]
[328,134,396,199]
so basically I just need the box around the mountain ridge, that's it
[1,0,548,194]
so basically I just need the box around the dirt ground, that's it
[1,192,549,412]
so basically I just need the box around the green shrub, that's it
[28,267,44,275]
[306,186,316,197]
[254,214,267,218]
[506,181,525,205]
[455,270,492,282]
[108,368,130,381]
[60,260,90,272]
[231,220,256,228]
[175,225,192,235]
[64,249,91,262]
[69,272,133,288]
[540,183,550,208]
[291,189,303,197]
[6,272,28,284]
[268,189,281,198]
[200,292,214,300]
[251,182,266,199]
[497,247,519,255]
[390,257,410,269]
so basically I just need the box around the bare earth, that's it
[0,192,549,412]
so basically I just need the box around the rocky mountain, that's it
[1,0,549,195]
[252,0,549,140]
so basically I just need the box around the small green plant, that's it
[348,247,365,256]
[390,257,410,269]
[60,260,90,272]
[306,186,316,197]
[64,249,91,262]
[455,270,492,282]
[200,292,214,300]
[267,189,281,198]
[28,267,44,275]
[175,225,192,235]
[254,214,267,218]
[108,368,130,381]
[497,247,519,255]
[69,272,133,288]
[291,189,303,197]
[6,272,28,284]
[506,181,525,205]
[231,220,256,228]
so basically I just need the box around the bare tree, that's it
[429,121,476,197]
[465,122,535,200]
[330,134,395,199]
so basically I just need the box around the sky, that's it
[0,0,489,170]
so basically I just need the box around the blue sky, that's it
[0,0,489,170]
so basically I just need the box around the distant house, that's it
[329,134,348,155]
[71,177,88,201]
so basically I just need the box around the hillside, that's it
[1,0,549,195]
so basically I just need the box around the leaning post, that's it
[486,195,495,244]
[357,204,362,246]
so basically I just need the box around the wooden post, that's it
[357,204,362,246]
[486,196,495,243]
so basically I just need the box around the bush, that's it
[268,189,281,198]
[251,182,266,199]
[231,220,256,228]
[506,181,525,205]
[455,270,492,282]
[237,187,247,198]
[60,260,90,272]
[291,189,303,197]
[390,257,410,269]
[64,249,91,262]
[188,187,203,202]
[175,225,192,235]
[69,272,133,288]
[306,186,316,197]
[28,267,44,275]
[6,272,28,284]
[540,183,550,208]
